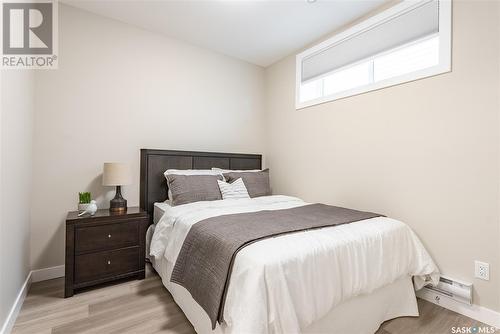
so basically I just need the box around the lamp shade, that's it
[102,163,132,186]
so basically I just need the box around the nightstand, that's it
[65,207,149,297]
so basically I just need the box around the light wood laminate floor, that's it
[12,265,491,334]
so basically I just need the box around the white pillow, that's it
[212,168,262,173]
[217,178,250,200]
[164,169,223,178]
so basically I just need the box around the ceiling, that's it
[63,0,387,67]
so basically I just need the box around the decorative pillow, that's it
[164,169,224,200]
[165,174,223,206]
[217,178,250,200]
[223,169,271,198]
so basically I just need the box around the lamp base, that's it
[109,185,127,213]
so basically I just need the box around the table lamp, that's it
[102,162,131,213]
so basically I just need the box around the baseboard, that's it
[31,265,65,283]
[417,288,500,329]
[0,272,32,334]
[0,265,65,334]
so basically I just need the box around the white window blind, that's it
[296,0,451,109]
[301,0,439,83]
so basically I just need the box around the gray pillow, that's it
[223,169,271,198]
[166,174,223,206]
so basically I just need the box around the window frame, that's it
[295,0,452,110]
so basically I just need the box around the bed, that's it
[140,149,439,334]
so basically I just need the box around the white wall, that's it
[0,70,35,328]
[31,4,266,269]
[264,0,500,312]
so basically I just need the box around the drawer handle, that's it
[108,234,112,238]
[107,260,111,265]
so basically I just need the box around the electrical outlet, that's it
[475,261,490,281]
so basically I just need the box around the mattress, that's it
[154,201,171,224]
[146,201,172,259]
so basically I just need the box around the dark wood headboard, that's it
[140,149,262,224]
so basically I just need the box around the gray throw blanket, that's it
[170,203,382,329]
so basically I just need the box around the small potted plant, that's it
[78,192,92,212]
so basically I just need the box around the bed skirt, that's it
[151,255,418,334]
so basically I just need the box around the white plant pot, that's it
[78,203,91,212]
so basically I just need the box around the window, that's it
[296,0,451,109]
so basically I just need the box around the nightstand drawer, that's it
[75,220,139,253]
[74,247,140,284]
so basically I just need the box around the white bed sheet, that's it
[150,195,439,334]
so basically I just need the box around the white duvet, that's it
[150,195,439,334]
